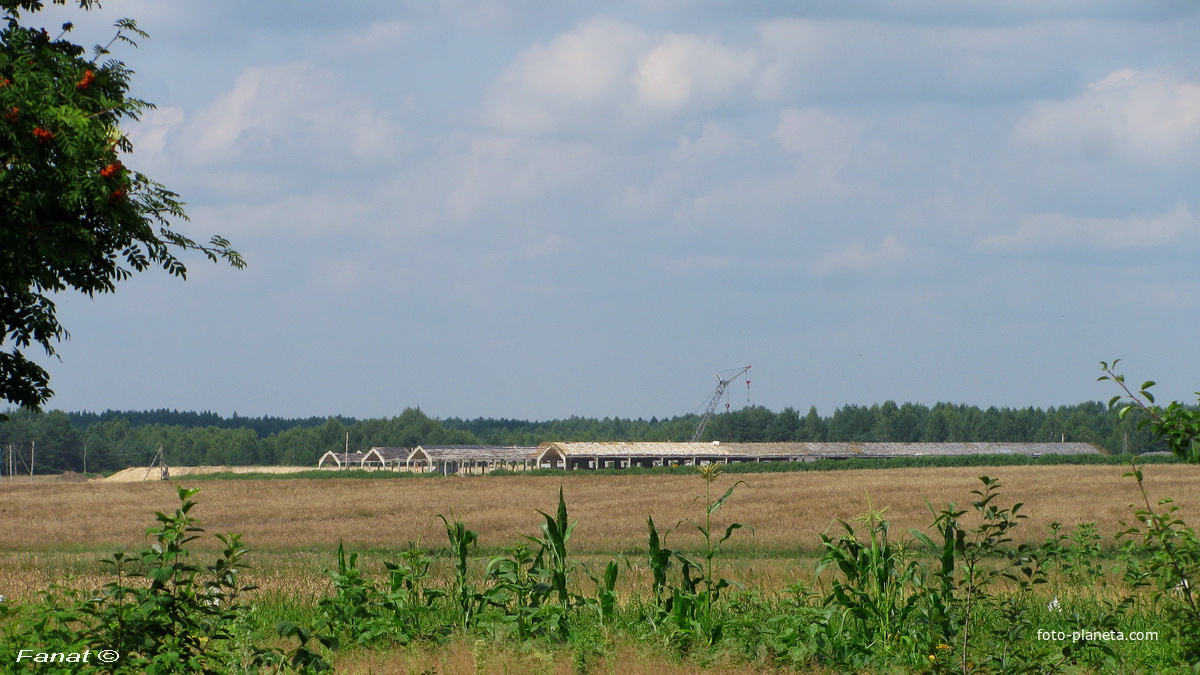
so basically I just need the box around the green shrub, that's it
[0,486,331,673]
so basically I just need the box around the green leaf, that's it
[707,479,747,515]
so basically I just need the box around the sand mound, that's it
[102,465,323,482]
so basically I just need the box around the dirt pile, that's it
[101,465,322,482]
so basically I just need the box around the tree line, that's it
[0,400,1164,475]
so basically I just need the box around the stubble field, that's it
[6,463,1199,550]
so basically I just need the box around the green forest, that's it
[0,400,1167,475]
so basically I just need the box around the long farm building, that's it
[317,441,1103,475]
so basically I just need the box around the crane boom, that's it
[691,365,751,442]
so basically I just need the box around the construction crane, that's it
[691,365,752,442]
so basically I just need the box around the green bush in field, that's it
[1102,361,1200,661]
[0,486,331,673]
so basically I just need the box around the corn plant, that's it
[754,584,838,668]
[523,486,583,638]
[581,559,620,625]
[816,496,926,661]
[484,543,543,640]
[381,543,445,641]
[317,540,446,647]
[689,464,748,644]
[646,514,678,608]
[641,465,748,647]
[318,543,388,645]
[439,514,484,631]
[909,500,959,651]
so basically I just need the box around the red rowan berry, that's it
[100,160,123,178]
[76,70,96,90]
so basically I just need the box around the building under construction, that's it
[317,441,1103,474]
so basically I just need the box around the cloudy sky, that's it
[27,1,1200,420]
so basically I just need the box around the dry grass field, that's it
[4,463,1197,552]
[2,463,1197,603]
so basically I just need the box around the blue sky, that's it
[27,1,1200,420]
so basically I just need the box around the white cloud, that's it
[1015,69,1200,163]
[671,120,745,160]
[813,235,911,278]
[128,106,185,155]
[332,20,413,53]
[482,17,650,135]
[754,19,829,101]
[615,122,750,220]
[754,17,1076,105]
[976,205,1198,252]
[445,136,602,222]
[773,107,862,195]
[181,63,401,165]
[188,191,374,239]
[632,33,758,113]
[482,16,760,135]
